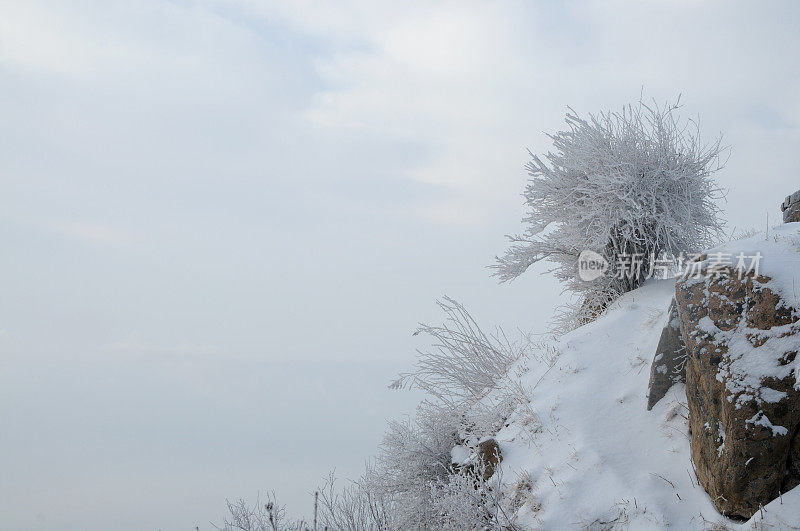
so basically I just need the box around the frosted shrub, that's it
[493,99,725,328]
[316,472,394,531]
[368,298,533,527]
[365,402,462,528]
[392,296,530,405]
[431,469,499,530]
[218,493,309,531]
[430,459,521,530]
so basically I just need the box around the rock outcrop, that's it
[476,438,502,481]
[646,299,686,410]
[676,266,800,518]
[789,430,800,491]
[781,190,800,223]
[450,438,503,481]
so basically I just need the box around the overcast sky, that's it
[2,1,800,529]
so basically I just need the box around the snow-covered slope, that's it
[494,279,799,529]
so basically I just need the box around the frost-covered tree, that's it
[493,99,725,328]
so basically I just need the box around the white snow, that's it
[696,316,719,335]
[745,412,788,437]
[702,222,800,312]
[716,422,726,458]
[450,444,471,466]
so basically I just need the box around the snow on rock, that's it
[675,223,800,518]
[700,222,800,315]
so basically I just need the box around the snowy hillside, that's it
[492,279,800,529]
[215,228,800,530]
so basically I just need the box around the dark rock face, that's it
[452,438,503,481]
[781,190,800,223]
[788,430,800,491]
[647,299,686,410]
[476,438,502,481]
[676,270,800,519]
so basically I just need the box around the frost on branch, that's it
[375,297,534,528]
[493,99,725,328]
[393,296,527,405]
